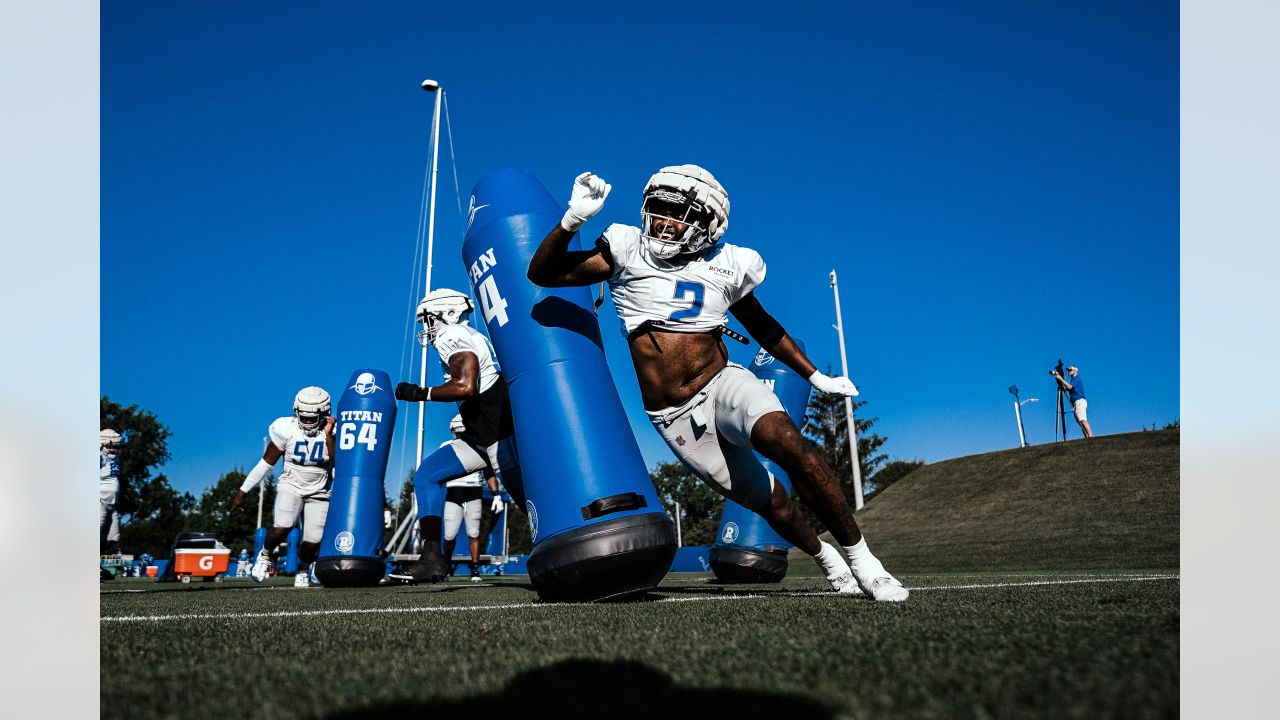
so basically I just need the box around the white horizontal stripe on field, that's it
[100,574,1178,624]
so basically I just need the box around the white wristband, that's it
[561,211,585,232]
[239,458,273,493]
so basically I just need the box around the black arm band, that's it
[729,293,785,348]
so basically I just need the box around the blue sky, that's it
[102,1,1178,499]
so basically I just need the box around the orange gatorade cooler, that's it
[173,547,231,583]
[145,566,158,577]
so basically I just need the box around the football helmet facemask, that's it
[293,386,332,436]
[640,165,730,260]
[100,428,122,456]
[416,288,475,344]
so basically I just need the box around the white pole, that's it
[830,270,864,511]
[256,436,267,529]
[1013,400,1026,448]
[674,501,683,547]
[415,80,443,468]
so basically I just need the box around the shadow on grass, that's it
[322,658,837,720]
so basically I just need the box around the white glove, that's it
[560,172,611,232]
[490,496,505,514]
[808,370,859,397]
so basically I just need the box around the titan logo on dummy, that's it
[315,369,397,587]
[709,344,813,583]
[461,169,676,602]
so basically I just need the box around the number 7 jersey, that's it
[598,223,767,337]
[268,416,333,494]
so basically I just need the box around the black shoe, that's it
[388,551,450,585]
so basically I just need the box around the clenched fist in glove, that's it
[808,370,859,397]
[395,382,430,403]
[490,496,505,514]
[560,172,611,232]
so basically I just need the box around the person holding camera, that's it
[1051,365,1092,438]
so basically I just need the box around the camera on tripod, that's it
[1049,359,1064,377]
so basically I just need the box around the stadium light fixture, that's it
[1008,385,1038,448]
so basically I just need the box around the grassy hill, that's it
[815,429,1180,573]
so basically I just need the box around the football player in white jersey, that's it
[100,429,122,554]
[528,166,908,601]
[229,386,335,587]
[389,288,521,584]
[439,415,505,583]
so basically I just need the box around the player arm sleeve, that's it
[729,248,767,303]
[729,292,786,348]
[239,458,273,493]
[267,418,291,450]
[593,224,629,280]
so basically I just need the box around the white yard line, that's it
[905,574,1180,591]
[100,573,1178,624]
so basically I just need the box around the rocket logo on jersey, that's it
[706,265,736,280]
[351,373,381,396]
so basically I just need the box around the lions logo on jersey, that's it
[351,373,381,396]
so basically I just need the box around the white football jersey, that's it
[100,452,120,493]
[433,323,501,394]
[600,224,766,336]
[268,416,333,493]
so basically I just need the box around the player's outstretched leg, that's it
[251,526,290,583]
[751,413,908,602]
[754,481,862,595]
[389,443,476,584]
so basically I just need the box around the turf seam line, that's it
[100,574,1178,623]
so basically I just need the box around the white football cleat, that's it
[827,570,865,595]
[293,572,310,588]
[812,541,864,595]
[249,550,270,583]
[853,570,909,602]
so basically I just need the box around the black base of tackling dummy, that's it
[709,546,789,583]
[527,513,677,602]
[314,556,386,587]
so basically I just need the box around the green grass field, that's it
[102,430,1179,719]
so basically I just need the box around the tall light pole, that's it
[1008,385,1038,448]
[829,269,864,511]
[256,436,267,529]
[415,78,443,469]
